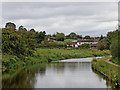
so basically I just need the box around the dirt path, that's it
[106,59,120,67]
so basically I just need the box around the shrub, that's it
[110,35,120,59]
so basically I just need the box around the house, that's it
[66,41,76,47]
[65,39,99,48]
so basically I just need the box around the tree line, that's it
[2,22,46,59]
[97,30,120,60]
[1,22,120,61]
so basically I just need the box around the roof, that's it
[66,41,76,45]
[72,40,77,43]
[77,39,99,42]
[65,39,99,45]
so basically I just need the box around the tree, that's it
[36,31,46,43]
[2,22,38,59]
[30,29,36,32]
[5,22,16,30]
[110,31,120,59]
[84,35,91,39]
[97,30,119,50]
[18,25,27,32]
[68,32,77,39]
[76,35,82,39]
[99,35,104,41]
[56,32,65,41]
[97,38,109,50]
[2,28,30,58]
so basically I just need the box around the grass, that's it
[110,57,120,65]
[64,39,76,42]
[92,56,120,87]
[2,48,110,73]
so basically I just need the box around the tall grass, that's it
[92,57,120,87]
[2,48,110,73]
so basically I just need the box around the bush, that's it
[97,38,109,50]
[79,43,90,49]
[110,35,120,59]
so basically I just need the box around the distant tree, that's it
[56,32,65,41]
[36,31,46,43]
[84,35,91,39]
[30,29,36,32]
[99,35,104,41]
[95,36,100,39]
[69,32,77,39]
[52,33,56,37]
[97,38,109,50]
[18,25,27,32]
[5,22,16,30]
[76,35,82,39]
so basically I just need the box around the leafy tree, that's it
[2,23,38,59]
[56,32,65,41]
[52,33,56,37]
[98,30,119,50]
[99,35,104,41]
[36,31,46,43]
[2,28,30,59]
[97,38,109,50]
[30,29,36,32]
[68,32,77,39]
[18,25,27,32]
[76,35,82,39]
[84,35,91,39]
[5,22,16,30]
[110,31,120,59]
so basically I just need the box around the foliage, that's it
[2,23,46,59]
[68,32,77,39]
[110,57,120,65]
[110,31,120,59]
[92,57,120,87]
[98,30,119,50]
[79,43,90,49]
[5,22,16,30]
[76,35,82,39]
[40,41,65,48]
[2,48,110,72]
[35,31,46,43]
[55,32,65,41]
[83,35,91,39]
[64,39,75,42]
[2,28,30,59]
[99,35,104,41]
[97,38,110,50]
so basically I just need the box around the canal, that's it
[2,57,114,88]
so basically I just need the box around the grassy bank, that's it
[2,48,110,73]
[92,57,120,88]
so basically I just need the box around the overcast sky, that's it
[2,2,118,36]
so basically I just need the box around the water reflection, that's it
[2,58,117,88]
[2,64,46,88]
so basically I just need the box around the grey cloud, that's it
[2,2,118,36]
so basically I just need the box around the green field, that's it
[64,39,75,42]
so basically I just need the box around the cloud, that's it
[2,2,118,36]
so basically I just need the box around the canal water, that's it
[2,57,114,88]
